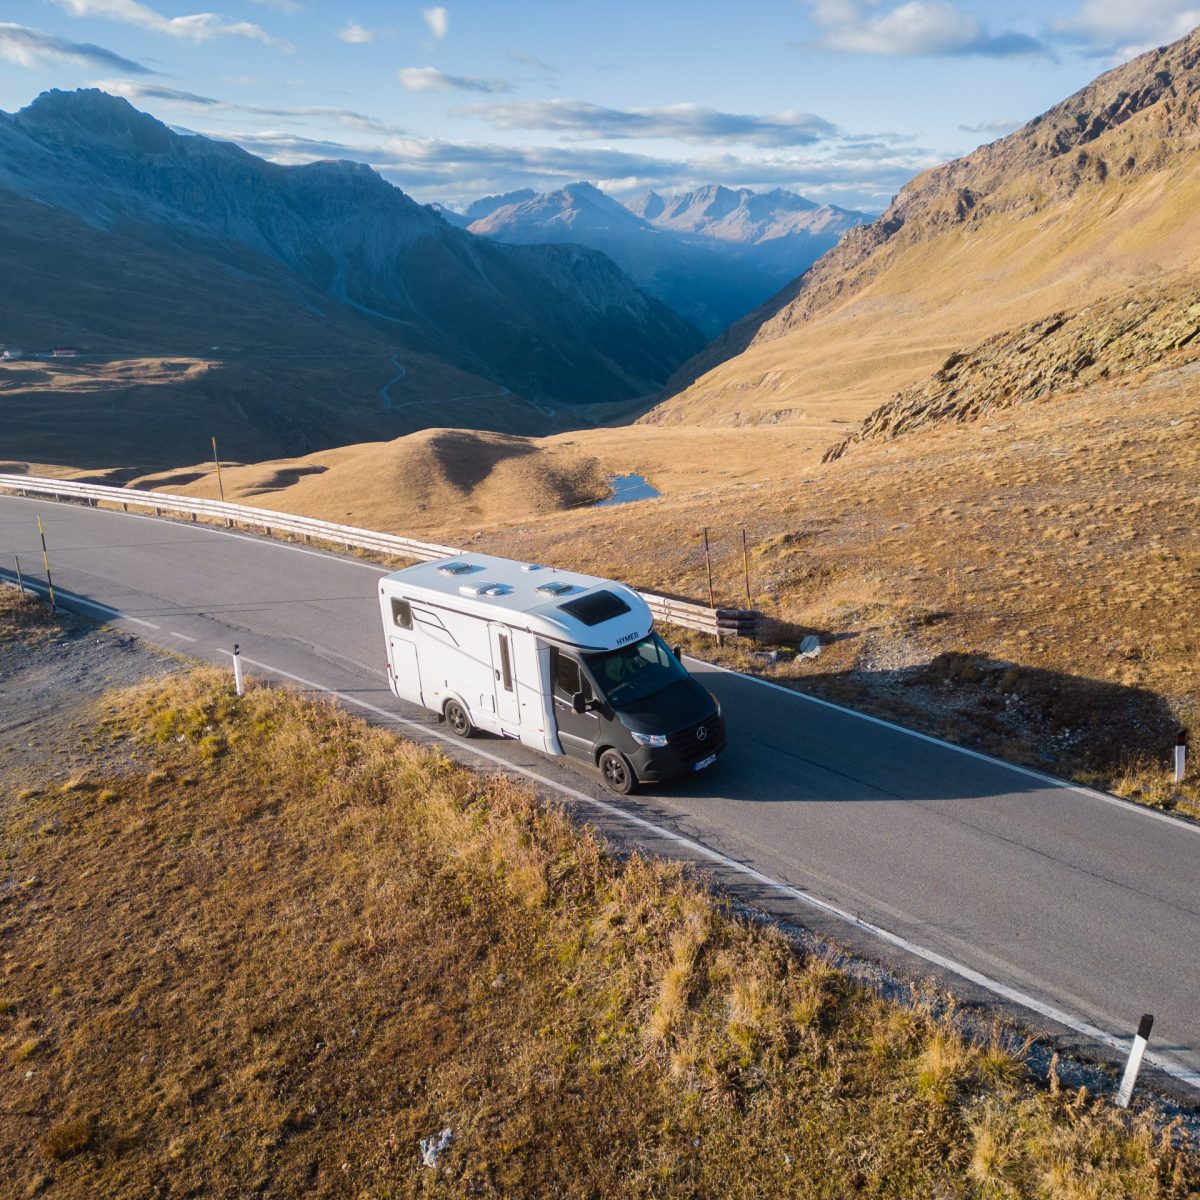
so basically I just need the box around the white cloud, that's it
[457,98,838,147]
[0,21,154,72]
[49,0,292,50]
[804,0,1048,57]
[213,124,931,209]
[1052,1,1200,57]
[398,66,508,93]
[337,21,375,44]
[95,79,406,133]
[421,6,448,40]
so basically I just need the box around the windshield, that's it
[584,633,687,709]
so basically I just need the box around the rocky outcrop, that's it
[823,283,1200,460]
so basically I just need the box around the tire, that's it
[598,748,637,795]
[444,699,474,738]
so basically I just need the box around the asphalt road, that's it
[3,494,1198,1096]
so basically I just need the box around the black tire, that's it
[598,748,636,795]
[444,699,474,738]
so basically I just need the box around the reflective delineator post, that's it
[1116,1013,1153,1109]
[37,515,56,613]
[232,643,244,697]
[1176,729,1188,786]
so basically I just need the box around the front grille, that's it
[667,713,723,764]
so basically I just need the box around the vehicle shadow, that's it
[653,653,1179,806]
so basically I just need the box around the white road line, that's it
[169,631,197,643]
[688,656,1200,838]
[124,616,160,630]
[222,649,1200,1096]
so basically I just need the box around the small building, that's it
[51,346,81,358]
[1,348,23,361]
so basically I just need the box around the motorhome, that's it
[379,553,725,793]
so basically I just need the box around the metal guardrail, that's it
[0,473,760,638]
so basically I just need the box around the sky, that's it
[2,1,1199,212]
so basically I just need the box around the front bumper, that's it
[629,719,727,783]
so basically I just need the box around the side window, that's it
[391,597,413,630]
[554,652,591,700]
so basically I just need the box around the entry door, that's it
[552,651,599,761]
[488,624,521,725]
[389,637,423,706]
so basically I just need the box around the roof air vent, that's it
[437,561,478,576]
[535,581,574,597]
[459,582,508,597]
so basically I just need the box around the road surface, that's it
[2,494,1197,1097]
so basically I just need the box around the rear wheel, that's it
[444,699,474,738]
[599,748,636,795]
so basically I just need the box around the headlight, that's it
[630,730,669,748]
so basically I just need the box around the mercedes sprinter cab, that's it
[378,553,725,793]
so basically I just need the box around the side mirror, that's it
[571,691,587,715]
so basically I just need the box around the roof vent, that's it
[520,563,543,572]
[535,581,574,597]
[459,582,508,597]
[437,561,478,576]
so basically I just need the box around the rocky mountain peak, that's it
[17,88,177,155]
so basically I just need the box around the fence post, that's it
[1116,1014,1153,1108]
[14,555,25,595]
[232,644,244,697]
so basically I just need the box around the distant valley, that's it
[439,183,868,337]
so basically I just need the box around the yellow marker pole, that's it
[37,515,56,613]
[211,435,226,503]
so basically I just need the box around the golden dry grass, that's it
[0,666,1195,1197]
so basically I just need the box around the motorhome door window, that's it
[391,598,413,629]
[498,633,514,691]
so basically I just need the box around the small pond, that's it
[595,473,660,507]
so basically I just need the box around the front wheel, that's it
[444,699,474,738]
[598,748,637,795]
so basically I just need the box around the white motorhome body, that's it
[379,553,652,753]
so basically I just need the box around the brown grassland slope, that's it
[1,602,1195,1197]
[128,428,613,529]
[651,28,1200,434]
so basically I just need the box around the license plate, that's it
[693,753,717,772]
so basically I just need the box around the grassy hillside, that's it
[649,28,1200,433]
[1,614,1194,1196]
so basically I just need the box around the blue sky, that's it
[2,1,1198,211]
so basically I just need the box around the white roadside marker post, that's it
[233,643,245,697]
[1175,729,1188,786]
[1116,1013,1154,1109]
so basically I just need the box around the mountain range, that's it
[0,90,702,469]
[652,27,1200,433]
[439,183,868,336]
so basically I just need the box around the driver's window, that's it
[554,653,591,701]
